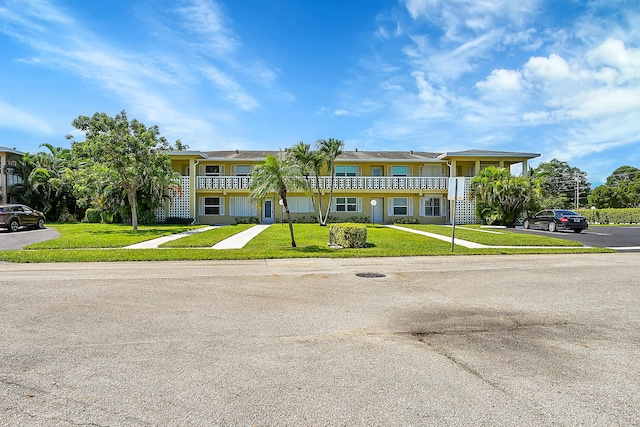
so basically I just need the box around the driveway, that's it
[512,225,640,251]
[0,227,60,250]
[1,254,639,425]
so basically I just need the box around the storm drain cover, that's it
[356,272,386,278]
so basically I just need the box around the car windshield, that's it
[556,210,579,216]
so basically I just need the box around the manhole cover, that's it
[356,272,386,278]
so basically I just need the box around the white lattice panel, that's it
[168,176,191,219]
[455,178,477,224]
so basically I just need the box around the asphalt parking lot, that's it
[511,225,640,251]
[1,254,639,425]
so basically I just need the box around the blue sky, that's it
[1,0,639,185]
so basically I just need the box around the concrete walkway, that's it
[124,224,272,249]
[124,226,219,249]
[212,224,271,249]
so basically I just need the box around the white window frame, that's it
[387,197,413,216]
[286,197,314,213]
[229,196,257,217]
[420,197,442,217]
[335,165,357,177]
[199,197,225,216]
[235,165,252,176]
[205,165,220,176]
[331,197,362,213]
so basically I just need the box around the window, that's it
[335,165,357,177]
[392,197,408,215]
[204,197,221,215]
[235,165,251,176]
[205,165,220,176]
[388,197,413,216]
[230,197,256,217]
[422,197,441,216]
[392,166,407,176]
[335,197,358,212]
[286,197,314,213]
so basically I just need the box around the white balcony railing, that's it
[196,175,448,191]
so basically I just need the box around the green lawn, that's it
[0,222,612,263]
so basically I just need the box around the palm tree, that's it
[317,138,344,226]
[289,141,325,224]
[249,151,307,247]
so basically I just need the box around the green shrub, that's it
[235,216,259,224]
[165,216,194,225]
[137,210,158,225]
[577,208,640,224]
[388,216,419,224]
[329,223,368,248]
[85,208,102,223]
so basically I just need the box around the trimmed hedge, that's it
[329,223,368,248]
[165,216,194,225]
[577,208,640,224]
[85,208,101,223]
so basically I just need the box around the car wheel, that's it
[573,229,583,233]
[548,222,557,232]
[9,219,20,232]
[523,220,530,229]
[37,218,45,229]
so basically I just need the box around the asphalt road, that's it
[1,254,639,426]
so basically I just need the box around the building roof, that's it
[0,146,24,156]
[169,149,540,162]
[437,149,540,160]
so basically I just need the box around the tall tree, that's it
[469,166,535,226]
[317,138,344,226]
[588,166,640,208]
[69,110,177,230]
[532,159,591,209]
[249,151,307,247]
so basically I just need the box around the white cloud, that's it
[476,69,523,92]
[523,53,572,81]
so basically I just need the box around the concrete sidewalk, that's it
[212,224,271,249]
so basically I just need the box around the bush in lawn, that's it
[330,223,368,248]
[85,208,102,223]
[388,216,420,224]
[235,216,259,224]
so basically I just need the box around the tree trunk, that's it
[128,189,138,231]
[281,195,296,247]
[314,176,324,225]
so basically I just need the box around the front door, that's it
[371,198,383,223]
[262,199,274,223]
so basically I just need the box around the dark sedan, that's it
[523,209,588,233]
[0,204,46,232]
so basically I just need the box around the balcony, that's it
[195,176,448,191]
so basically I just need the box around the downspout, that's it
[446,162,453,224]
[192,159,200,223]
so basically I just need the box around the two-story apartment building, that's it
[162,149,540,225]
[0,145,23,205]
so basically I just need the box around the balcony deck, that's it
[195,175,448,191]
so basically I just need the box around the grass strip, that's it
[397,224,583,246]
[159,224,254,247]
